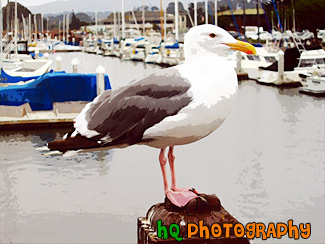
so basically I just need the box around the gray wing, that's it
[81,67,192,145]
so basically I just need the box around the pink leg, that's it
[168,146,177,191]
[165,146,198,208]
[159,148,169,194]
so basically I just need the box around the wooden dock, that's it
[237,73,249,81]
[0,102,84,131]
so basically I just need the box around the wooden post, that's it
[137,194,250,244]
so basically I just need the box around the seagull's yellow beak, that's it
[225,40,257,55]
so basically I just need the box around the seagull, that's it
[47,24,256,208]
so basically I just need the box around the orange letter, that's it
[299,223,311,239]
[223,223,233,238]
[287,220,299,240]
[187,223,198,238]
[277,223,288,238]
[234,223,245,238]
[211,224,222,238]
[245,223,256,239]
[199,220,209,239]
[266,223,276,238]
[256,223,267,240]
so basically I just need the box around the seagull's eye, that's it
[209,33,217,38]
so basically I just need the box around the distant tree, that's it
[167,2,185,14]
[70,12,82,30]
[295,0,325,33]
[263,0,324,34]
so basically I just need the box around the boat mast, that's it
[283,10,287,32]
[164,3,167,41]
[160,0,164,40]
[113,10,117,38]
[291,0,295,32]
[66,14,69,43]
[243,0,246,38]
[6,0,9,34]
[194,0,197,26]
[121,0,125,39]
[34,14,37,40]
[62,14,65,42]
[41,13,43,37]
[205,0,208,24]
[14,0,18,57]
[95,11,97,39]
[142,0,145,35]
[58,20,61,41]
[0,0,3,70]
[175,0,179,42]
[256,0,260,42]
[29,14,31,42]
[117,10,120,39]
[215,0,217,25]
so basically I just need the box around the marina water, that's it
[0,53,324,243]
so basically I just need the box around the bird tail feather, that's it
[47,135,99,152]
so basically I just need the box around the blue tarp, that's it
[0,72,111,111]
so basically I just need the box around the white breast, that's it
[142,56,238,148]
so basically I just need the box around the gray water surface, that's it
[0,53,324,243]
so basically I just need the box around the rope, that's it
[227,0,241,38]
[272,0,283,31]
[261,1,272,32]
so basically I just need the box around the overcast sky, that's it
[1,0,54,7]
[1,0,199,8]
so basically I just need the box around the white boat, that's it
[3,59,52,79]
[144,45,161,64]
[120,35,146,60]
[234,46,278,79]
[160,42,184,66]
[53,42,82,52]
[258,47,325,86]
[130,43,146,61]
[144,32,162,63]
[299,71,325,96]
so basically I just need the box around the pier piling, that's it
[71,58,78,73]
[55,55,62,71]
[96,65,106,95]
[278,50,284,83]
[138,194,250,244]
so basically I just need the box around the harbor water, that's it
[0,53,324,243]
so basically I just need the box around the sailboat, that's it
[160,0,184,66]
[1,1,52,85]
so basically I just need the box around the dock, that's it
[0,110,76,130]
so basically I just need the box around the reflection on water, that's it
[0,54,324,243]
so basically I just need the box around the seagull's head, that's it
[184,24,256,62]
